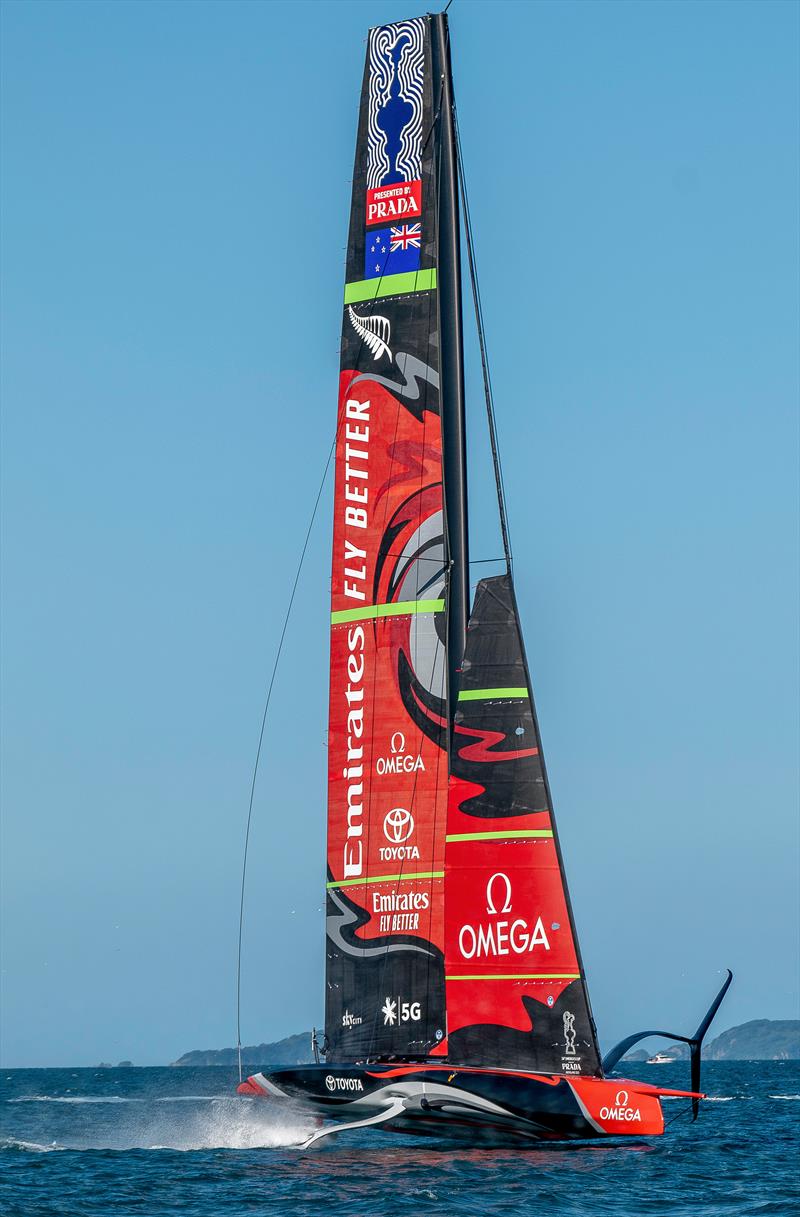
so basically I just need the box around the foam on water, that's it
[153,1095,221,1102]
[1,1137,64,1152]
[3,1093,314,1151]
[135,1097,316,1151]
[9,1095,139,1104]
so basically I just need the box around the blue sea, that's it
[1,1062,798,1215]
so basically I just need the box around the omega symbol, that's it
[485,872,512,915]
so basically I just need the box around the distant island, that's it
[173,1020,799,1068]
[172,1032,314,1069]
[622,1020,799,1062]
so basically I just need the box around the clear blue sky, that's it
[1,0,797,1068]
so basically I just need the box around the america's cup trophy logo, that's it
[563,1011,577,1057]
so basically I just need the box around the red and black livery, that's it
[238,10,730,1145]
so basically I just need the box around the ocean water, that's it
[1,1062,797,1215]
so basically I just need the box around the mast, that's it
[431,12,469,710]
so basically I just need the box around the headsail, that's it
[325,15,450,1061]
[444,573,602,1075]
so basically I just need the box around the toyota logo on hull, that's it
[324,1075,364,1093]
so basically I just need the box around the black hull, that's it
[237,1062,689,1145]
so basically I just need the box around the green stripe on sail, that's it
[331,598,444,625]
[328,870,444,889]
[344,268,437,303]
[458,687,529,701]
[445,973,581,981]
[445,830,553,843]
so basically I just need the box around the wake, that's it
[140,1098,316,1150]
[2,1097,315,1152]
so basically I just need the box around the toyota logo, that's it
[325,1075,336,1091]
[383,807,414,843]
[615,1090,628,1108]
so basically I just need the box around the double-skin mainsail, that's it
[324,12,600,1078]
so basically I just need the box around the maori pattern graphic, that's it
[367,18,425,189]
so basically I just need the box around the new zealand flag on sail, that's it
[364,224,422,278]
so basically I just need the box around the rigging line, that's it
[236,433,335,1085]
[453,103,514,573]
[664,1102,695,1128]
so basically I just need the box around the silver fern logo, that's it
[348,306,392,362]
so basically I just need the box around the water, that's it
[1,1062,798,1215]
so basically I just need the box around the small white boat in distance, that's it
[647,1052,677,1064]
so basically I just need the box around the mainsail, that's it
[325,15,449,1061]
[325,13,599,1077]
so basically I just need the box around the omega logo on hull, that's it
[599,1090,642,1122]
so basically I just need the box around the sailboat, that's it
[237,10,731,1145]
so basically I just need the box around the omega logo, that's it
[486,872,512,915]
[458,872,550,960]
[375,731,425,776]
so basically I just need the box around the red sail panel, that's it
[444,575,602,1075]
[325,16,449,1062]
